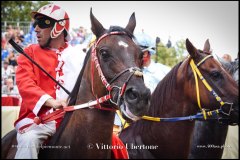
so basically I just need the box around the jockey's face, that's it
[142,50,151,67]
[34,15,54,48]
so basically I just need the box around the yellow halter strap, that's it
[189,55,225,119]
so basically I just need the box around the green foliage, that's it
[176,39,186,60]
[153,39,186,67]
[1,1,50,24]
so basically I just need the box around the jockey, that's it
[134,32,171,93]
[14,4,85,158]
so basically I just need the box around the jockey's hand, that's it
[44,98,67,109]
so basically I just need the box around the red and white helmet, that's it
[31,4,71,41]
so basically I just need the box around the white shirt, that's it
[55,44,86,100]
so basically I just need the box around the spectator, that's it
[167,39,172,48]
[1,40,9,61]
[29,18,38,44]
[5,25,16,41]
[2,61,14,82]
[15,34,25,48]
[5,49,18,68]
[222,53,232,62]
[77,26,86,44]
[2,77,19,95]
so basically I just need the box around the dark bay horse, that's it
[119,39,239,159]
[2,9,151,159]
[189,50,239,159]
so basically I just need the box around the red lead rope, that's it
[19,95,115,132]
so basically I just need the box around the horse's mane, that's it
[48,47,92,145]
[148,62,182,116]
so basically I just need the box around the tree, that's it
[1,1,50,24]
[176,39,186,61]
[153,39,186,67]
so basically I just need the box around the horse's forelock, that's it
[108,26,134,39]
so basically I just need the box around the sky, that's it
[51,1,238,59]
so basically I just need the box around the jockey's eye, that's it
[210,71,222,81]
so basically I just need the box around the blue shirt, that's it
[143,60,171,93]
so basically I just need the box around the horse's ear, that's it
[203,39,211,54]
[90,8,106,38]
[125,12,136,34]
[186,38,198,58]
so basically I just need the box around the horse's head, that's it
[217,56,239,85]
[88,9,151,121]
[185,39,239,125]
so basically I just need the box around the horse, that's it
[189,51,239,159]
[1,9,151,159]
[217,55,239,84]
[119,39,239,159]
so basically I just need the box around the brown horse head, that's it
[186,39,239,125]
[84,9,151,121]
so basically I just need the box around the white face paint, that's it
[118,40,128,48]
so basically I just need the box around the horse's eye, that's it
[99,49,110,59]
[210,71,222,80]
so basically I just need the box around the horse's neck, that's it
[54,61,115,158]
[136,63,198,158]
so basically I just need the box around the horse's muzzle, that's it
[124,86,151,116]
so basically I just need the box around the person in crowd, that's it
[2,77,19,95]
[14,4,84,158]
[2,60,15,83]
[222,53,232,62]
[77,26,86,44]
[6,49,18,68]
[5,25,16,40]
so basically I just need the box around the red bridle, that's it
[66,31,143,112]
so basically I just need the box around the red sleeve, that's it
[16,45,53,116]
